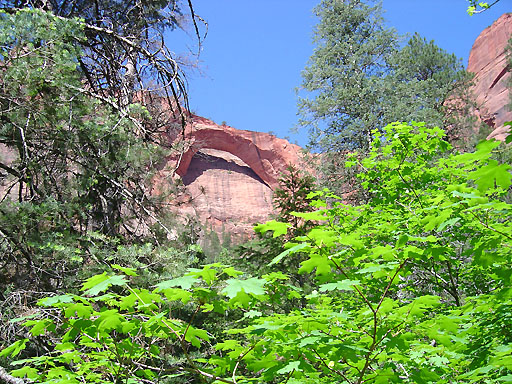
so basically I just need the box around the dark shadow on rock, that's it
[182,151,266,186]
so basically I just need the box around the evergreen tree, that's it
[298,0,399,152]
[0,6,203,350]
[386,32,476,143]
[298,0,475,155]
[273,165,317,239]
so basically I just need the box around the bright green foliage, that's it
[467,0,501,15]
[0,264,270,383]
[2,123,512,383]
[221,123,512,383]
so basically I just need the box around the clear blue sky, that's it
[168,0,510,147]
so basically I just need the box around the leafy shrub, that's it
[2,122,511,383]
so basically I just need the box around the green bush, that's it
[2,122,511,383]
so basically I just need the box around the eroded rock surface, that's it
[179,149,274,238]
[158,116,307,239]
[468,13,512,141]
[172,116,305,190]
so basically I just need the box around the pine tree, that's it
[298,0,399,152]
[298,0,476,197]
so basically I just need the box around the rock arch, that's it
[172,116,304,190]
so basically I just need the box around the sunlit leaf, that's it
[222,278,266,299]
[254,220,290,237]
[81,273,127,296]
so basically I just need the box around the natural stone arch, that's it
[172,116,305,190]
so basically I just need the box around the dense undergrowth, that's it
[2,122,511,383]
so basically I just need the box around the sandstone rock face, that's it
[172,116,305,190]
[468,13,512,141]
[178,148,275,239]
[160,116,307,239]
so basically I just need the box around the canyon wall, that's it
[157,116,307,239]
[468,12,512,141]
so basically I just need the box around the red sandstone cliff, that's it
[468,13,512,141]
[156,116,308,239]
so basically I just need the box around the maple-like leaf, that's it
[221,278,266,299]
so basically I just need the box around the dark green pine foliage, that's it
[298,0,475,154]
[298,0,399,152]
[272,165,317,239]
[0,9,203,350]
[386,32,476,144]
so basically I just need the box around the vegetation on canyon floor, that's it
[0,0,511,383]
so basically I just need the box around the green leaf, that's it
[10,366,38,379]
[437,217,460,232]
[81,273,127,296]
[97,309,124,332]
[299,254,332,275]
[319,279,360,292]
[54,342,76,351]
[194,265,217,285]
[64,303,93,318]
[244,310,262,318]
[269,243,309,266]
[111,264,138,276]
[291,210,328,221]
[356,262,396,275]
[0,339,28,357]
[469,159,512,192]
[184,326,210,348]
[429,354,450,367]
[298,336,321,347]
[254,220,290,237]
[24,319,54,336]
[158,288,191,304]
[474,139,501,156]
[221,277,266,299]
[409,295,441,316]
[505,122,512,144]
[498,374,512,383]
[222,266,244,277]
[276,361,301,374]
[215,339,241,351]
[307,227,339,247]
[155,275,197,290]
[38,294,74,306]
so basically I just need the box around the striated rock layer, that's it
[468,13,512,141]
[179,149,274,239]
[157,116,307,239]
[171,116,305,190]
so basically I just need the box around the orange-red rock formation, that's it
[468,13,512,141]
[171,116,305,190]
[158,116,308,239]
